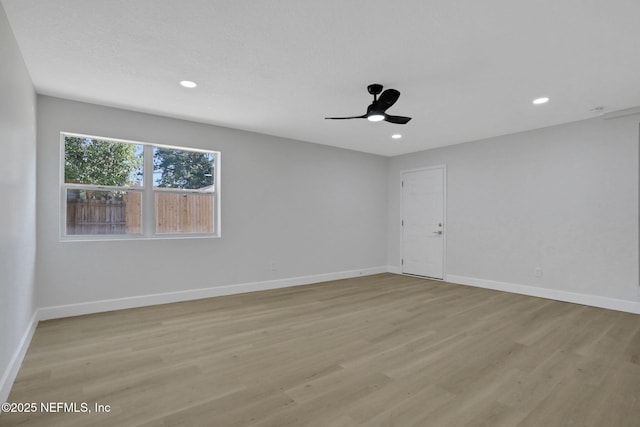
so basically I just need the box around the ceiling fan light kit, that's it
[367,114,385,122]
[325,84,412,125]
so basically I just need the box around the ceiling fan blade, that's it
[375,89,400,112]
[324,115,367,120]
[384,115,412,124]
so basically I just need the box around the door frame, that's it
[400,165,447,280]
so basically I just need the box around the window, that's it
[61,133,220,240]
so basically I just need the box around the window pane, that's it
[155,192,214,234]
[153,148,214,190]
[66,189,142,235]
[64,136,143,186]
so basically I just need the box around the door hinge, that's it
[401,180,404,187]
[401,219,404,226]
[401,258,404,265]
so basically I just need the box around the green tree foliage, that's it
[64,137,143,187]
[154,148,214,189]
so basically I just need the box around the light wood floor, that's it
[2,273,640,426]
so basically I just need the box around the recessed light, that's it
[180,80,197,88]
[533,97,549,105]
[392,134,402,139]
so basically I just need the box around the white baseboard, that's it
[446,274,640,315]
[0,310,39,407]
[386,265,402,274]
[38,266,388,321]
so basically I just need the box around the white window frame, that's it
[60,132,221,241]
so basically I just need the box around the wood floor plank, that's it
[1,273,639,426]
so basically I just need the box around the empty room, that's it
[1,1,639,426]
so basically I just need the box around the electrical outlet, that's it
[535,267,542,278]
[270,262,277,271]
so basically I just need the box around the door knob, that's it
[433,231,442,235]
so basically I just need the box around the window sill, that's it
[60,233,221,242]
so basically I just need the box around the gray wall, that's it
[36,96,389,308]
[388,116,639,301]
[32,95,640,308]
[0,4,37,400]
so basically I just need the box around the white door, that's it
[402,167,445,279]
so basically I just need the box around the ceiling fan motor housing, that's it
[368,84,383,96]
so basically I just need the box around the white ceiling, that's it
[3,0,640,156]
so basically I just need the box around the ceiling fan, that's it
[325,84,412,124]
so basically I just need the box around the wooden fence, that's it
[155,193,213,234]
[66,192,213,235]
